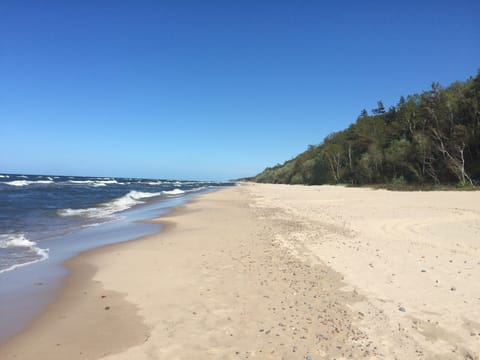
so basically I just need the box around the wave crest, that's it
[58,191,162,219]
[162,188,185,195]
[68,179,120,187]
[0,234,49,273]
[5,180,53,186]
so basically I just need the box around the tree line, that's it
[253,71,480,186]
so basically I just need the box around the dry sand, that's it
[1,183,479,359]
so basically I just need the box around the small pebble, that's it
[399,306,406,312]
[451,287,456,291]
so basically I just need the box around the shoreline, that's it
[0,186,364,359]
[1,184,479,359]
[0,191,198,344]
[0,199,195,357]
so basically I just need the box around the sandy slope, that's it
[1,184,479,359]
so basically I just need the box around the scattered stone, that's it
[421,269,426,273]
[305,355,312,360]
[104,306,110,310]
[398,306,406,312]
[451,287,456,291]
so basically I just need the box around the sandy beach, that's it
[1,184,479,359]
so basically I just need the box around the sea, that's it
[0,173,233,341]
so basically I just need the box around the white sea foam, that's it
[68,179,119,187]
[58,191,162,219]
[6,180,30,186]
[0,234,49,274]
[162,188,185,195]
[68,180,95,184]
[0,174,9,178]
[128,191,163,199]
[5,180,53,186]
[146,181,164,185]
[100,179,118,184]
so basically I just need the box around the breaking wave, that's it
[68,179,120,187]
[162,188,185,195]
[0,234,49,273]
[58,191,162,219]
[5,180,54,187]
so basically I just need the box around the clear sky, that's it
[1,1,479,180]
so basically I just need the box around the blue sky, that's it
[1,1,479,180]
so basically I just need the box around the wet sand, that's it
[1,184,479,359]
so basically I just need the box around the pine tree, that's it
[372,101,386,115]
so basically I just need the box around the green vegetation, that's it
[254,72,480,187]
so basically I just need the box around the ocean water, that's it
[0,173,232,274]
